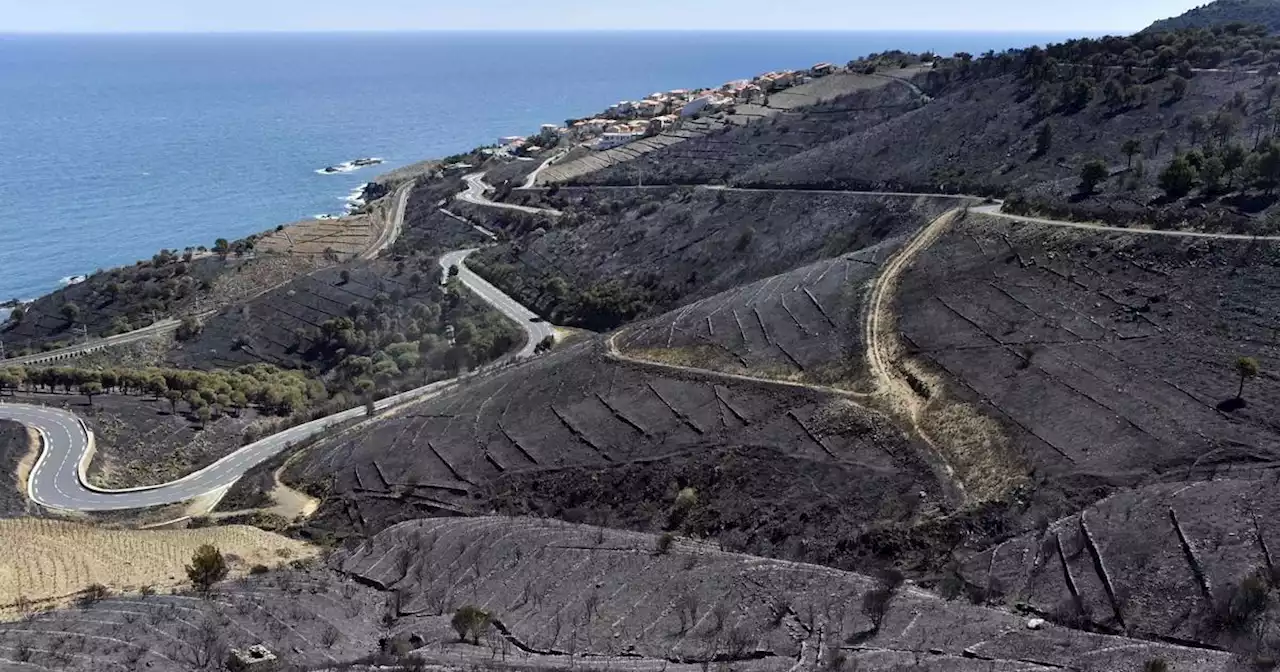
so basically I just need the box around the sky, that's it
[0,0,1209,34]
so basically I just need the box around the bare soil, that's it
[0,518,316,618]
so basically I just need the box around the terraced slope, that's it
[895,214,1280,502]
[288,340,945,565]
[339,516,1235,672]
[961,476,1280,650]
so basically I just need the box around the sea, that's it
[0,30,1097,316]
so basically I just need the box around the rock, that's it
[1026,618,1046,630]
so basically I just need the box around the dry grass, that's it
[256,214,376,258]
[0,518,316,618]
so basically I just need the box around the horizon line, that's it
[0,27,1128,36]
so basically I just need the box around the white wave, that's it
[343,183,370,211]
[316,162,359,175]
[60,275,87,287]
[316,157,385,176]
[314,213,340,220]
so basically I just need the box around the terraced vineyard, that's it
[255,214,378,259]
[289,340,944,553]
[614,240,899,385]
[0,566,384,670]
[337,517,1235,671]
[0,519,316,618]
[895,215,1280,503]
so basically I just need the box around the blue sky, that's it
[0,0,1206,33]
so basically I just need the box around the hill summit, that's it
[1146,0,1280,33]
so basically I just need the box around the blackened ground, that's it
[0,419,33,518]
[287,340,945,565]
[469,188,956,331]
[487,443,945,573]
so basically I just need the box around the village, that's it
[489,61,841,157]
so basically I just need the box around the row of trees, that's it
[0,363,325,417]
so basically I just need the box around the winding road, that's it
[8,165,1279,512]
[0,180,554,512]
[458,172,563,216]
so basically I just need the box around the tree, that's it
[409,272,424,292]
[451,606,492,644]
[79,381,103,406]
[1078,160,1109,194]
[1121,139,1142,169]
[1170,75,1189,100]
[1159,155,1198,198]
[196,405,212,428]
[61,302,81,324]
[213,238,230,259]
[449,265,461,278]
[1201,155,1226,194]
[165,389,182,415]
[339,269,352,285]
[186,544,229,596]
[1235,357,1260,401]
[176,316,203,342]
[1034,122,1053,157]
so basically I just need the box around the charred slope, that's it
[739,69,1262,202]
[1146,0,1280,34]
[469,188,956,331]
[287,340,944,567]
[572,74,925,186]
[894,213,1280,522]
[337,516,1236,672]
[963,475,1280,651]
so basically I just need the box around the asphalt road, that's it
[3,237,556,512]
[458,172,563,216]
[440,249,556,358]
[1,378,460,511]
[0,318,183,369]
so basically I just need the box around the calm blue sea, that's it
[0,31,1093,307]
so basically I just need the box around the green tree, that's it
[196,405,212,428]
[79,381,103,406]
[1159,155,1198,198]
[1121,139,1143,169]
[213,238,230,259]
[449,265,461,278]
[1235,357,1261,401]
[165,389,182,415]
[1079,160,1109,194]
[1170,75,1189,100]
[185,544,229,596]
[450,606,492,644]
[1201,155,1226,194]
[339,269,352,285]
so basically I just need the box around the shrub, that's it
[1217,569,1271,632]
[450,606,492,644]
[78,583,111,606]
[655,532,676,555]
[1144,659,1169,672]
[186,544,230,596]
[249,564,271,575]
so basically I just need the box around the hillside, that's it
[15,22,1280,672]
[1147,0,1280,33]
